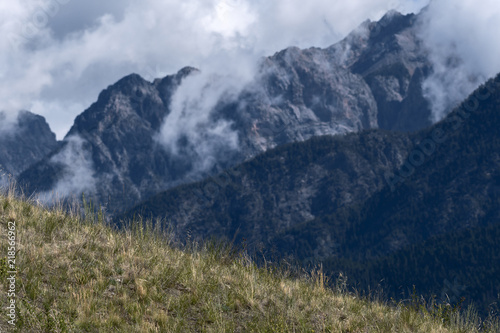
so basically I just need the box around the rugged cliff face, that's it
[351,11,432,132]
[236,10,431,156]
[18,67,198,212]
[0,111,58,178]
[19,10,432,214]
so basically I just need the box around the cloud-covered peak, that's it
[0,0,429,139]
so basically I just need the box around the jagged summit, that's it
[67,67,197,139]
[374,10,410,32]
[0,111,58,177]
[20,66,199,211]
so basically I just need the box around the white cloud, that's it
[0,0,429,139]
[0,112,18,136]
[418,0,500,121]
[36,135,95,203]
[156,54,257,173]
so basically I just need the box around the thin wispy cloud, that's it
[418,0,500,121]
[36,134,96,203]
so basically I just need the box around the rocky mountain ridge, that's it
[0,111,58,179]
[18,10,433,214]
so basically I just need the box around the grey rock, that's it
[0,111,58,177]
[19,68,199,212]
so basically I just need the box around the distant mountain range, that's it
[16,10,431,214]
[0,111,58,178]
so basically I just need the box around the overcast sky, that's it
[2,0,500,139]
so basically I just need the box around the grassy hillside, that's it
[0,190,499,332]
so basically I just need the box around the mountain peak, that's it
[368,10,415,42]
[112,73,149,92]
[0,110,58,177]
[176,66,199,78]
[380,9,404,22]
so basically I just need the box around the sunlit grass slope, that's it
[0,189,498,332]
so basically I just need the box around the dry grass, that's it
[0,187,499,332]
